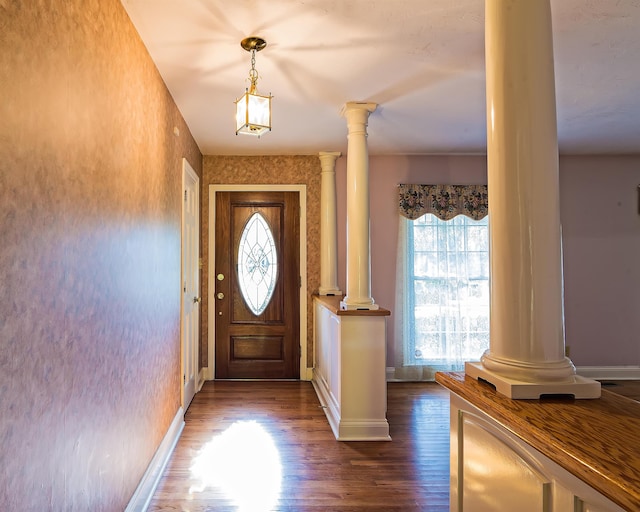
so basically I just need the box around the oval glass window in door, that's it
[237,212,278,316]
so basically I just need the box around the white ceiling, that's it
[121,0,640,156]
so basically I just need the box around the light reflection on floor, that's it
[189,420,282,512]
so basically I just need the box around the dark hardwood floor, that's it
[599,380,640,401]
[148,381,450,511]
[148,379,639,511]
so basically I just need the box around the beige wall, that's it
[336,154,640,368]
[559,155,640,366]
[202,156,321,369]
[0,1,202,509]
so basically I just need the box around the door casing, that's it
[207,184,308,381]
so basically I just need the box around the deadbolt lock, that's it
[217,292,224,300]
[217,273,225,281]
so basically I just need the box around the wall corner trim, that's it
[576,366,640,380]
[198,367,209,390]
[385,366,640,382]
[201,366,214,382]
[302,367,314,381]
[125,407,185,512]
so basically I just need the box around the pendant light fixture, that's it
[235,37,272,137]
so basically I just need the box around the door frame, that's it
[207,184,308,381]
[181,158,200,409]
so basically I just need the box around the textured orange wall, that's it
[0,0,201,510]
[202,156,321,368]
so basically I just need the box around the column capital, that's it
[340,102,377,125]
[318,151,342,169]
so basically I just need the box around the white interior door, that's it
[182,159,199,410]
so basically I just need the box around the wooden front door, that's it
[215,191,300,379]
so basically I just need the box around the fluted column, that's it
[465,0,599,398]
[340,102,378,311]
[318,151,342,296]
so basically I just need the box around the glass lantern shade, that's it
[235,90,272,136]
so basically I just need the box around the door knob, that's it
[217,273,225,281]
[193,296,201,304]
[217,292,224,300]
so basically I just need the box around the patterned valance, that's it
[398,184,488,220]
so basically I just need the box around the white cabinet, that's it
[450,393,625,512]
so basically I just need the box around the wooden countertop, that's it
[313,294,390,316]
[436,371,640,512]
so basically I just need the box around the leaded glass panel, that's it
[237,212,278,316]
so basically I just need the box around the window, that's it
[401,214,490,370]
[237,212,278,316]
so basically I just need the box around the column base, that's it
[465,362,601,399]
[340,300,379,311]
[318,287,342,296]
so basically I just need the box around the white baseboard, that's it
[125,408,185,512]
[311,369,340,438]
[388,366,640,382]
[198,366,313,382]
[311,369,390,441]
[335,420,392,441]
[576,366,640,380]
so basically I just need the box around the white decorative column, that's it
[465,0,599,398]
[311,106,390,440]
[318,151,342,296]
[340,102,378,311]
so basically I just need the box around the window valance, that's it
[397,184,488,221]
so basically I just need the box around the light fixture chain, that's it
[248,49,259,93]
